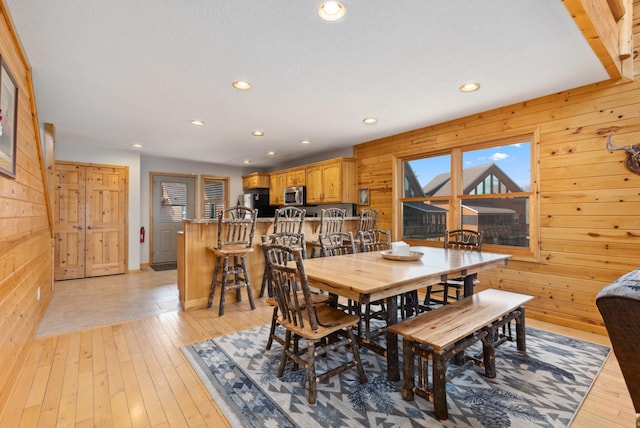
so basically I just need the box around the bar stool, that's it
[309,208,346,257]
[358,208,378,234]
[259,207,306,298]
[207,206,257,316]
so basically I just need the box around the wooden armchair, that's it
[263,244,367,404]
[596,269,640,423]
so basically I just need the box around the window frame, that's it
[395,131,540,262]
[200,175,230,220]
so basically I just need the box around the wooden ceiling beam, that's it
[562,0,633,81]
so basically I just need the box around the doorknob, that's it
[87,225,93,230]
[74,225,83,230]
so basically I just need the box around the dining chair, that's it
[309,207,346,257]
[264,243,367,405]
[319,231,358,313]
[319,231,356,257]
[424,229,483,309]
[207,206,258,316]
[258,206,306,298]
[261,231,332,351]
[357,229,392,337]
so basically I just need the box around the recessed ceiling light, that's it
[459,82,480,93]
[267,151,276,156]
[363,117,377,125]
[132,143,143,148]
[233,81,252,90]
[300,140,311,145]
[243,160,251,164]
[317,1,346,22]
[252,130,264,137]
[190,120,205,126]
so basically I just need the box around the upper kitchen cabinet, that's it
[305,158,356,204]
[269,171,287,205]
[286,168,305,187]
[242,172,270,189]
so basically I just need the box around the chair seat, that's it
[212,245,254,256]
[279,304,360,340]
[267,291,330,308]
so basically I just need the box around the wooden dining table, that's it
[302,245,512,380]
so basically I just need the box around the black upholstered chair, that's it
[596,269,640,424]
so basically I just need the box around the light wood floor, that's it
[0,269,635,427]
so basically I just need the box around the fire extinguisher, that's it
[140,226,145,243]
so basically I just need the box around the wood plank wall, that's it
[354,1,640,335]
[0,1,53,416]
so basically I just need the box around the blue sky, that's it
[408,142,531,190]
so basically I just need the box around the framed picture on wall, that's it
[358,188,369,206]
[0,56,18,178]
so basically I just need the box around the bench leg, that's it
[402,339,415,401]
[432,352,448,420]
[482,327,497,379]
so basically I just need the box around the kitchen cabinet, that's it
[286,168,305,187]
[269,172,287,205]
[242,172,270,190]
[305,158,356,204]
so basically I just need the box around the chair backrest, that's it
[261,231,306,259]
[357,208,379,233]
[273,206,306,234]
[264,244,319,331]
[357,229,391,252]
[319,208,346,235]
[596,270,640,413]
[216,206,257,249]
[444,229,482,251]
[319,231,356,257]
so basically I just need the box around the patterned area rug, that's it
[182,324,609,428]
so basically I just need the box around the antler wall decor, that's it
[606,131,640,175]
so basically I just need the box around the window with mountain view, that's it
[400,137,535,254]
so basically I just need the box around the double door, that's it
[54,162,128,280]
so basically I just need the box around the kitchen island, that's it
[177,216,359,311]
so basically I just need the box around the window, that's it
[400,135,537,258]
[201,175,229,219]
[160,182,187,223]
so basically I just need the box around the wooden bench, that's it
[387,288,533,421]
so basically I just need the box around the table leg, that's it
[516,307,526,351]
[386,296,399,381]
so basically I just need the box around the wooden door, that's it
[85,166,127,276]
[54,164,86,279]
[54,163,127,280]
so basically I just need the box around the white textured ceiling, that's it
[6,0,608,168]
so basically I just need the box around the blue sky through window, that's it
[408,142,530,190]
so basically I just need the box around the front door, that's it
[151,174,195,265]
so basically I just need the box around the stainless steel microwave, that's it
[283,186,306,206]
